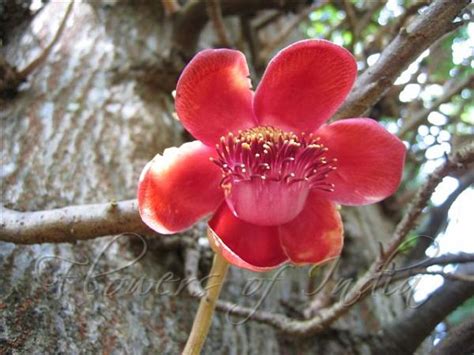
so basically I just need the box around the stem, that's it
[183,252,229,355]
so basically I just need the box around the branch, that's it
[184,242,206,298]
[406,170,474,262]
[0,200,153,244]
[335,0,470,119]
[18,1,74,80]
[431,316,474,355]
[372,263,474,354]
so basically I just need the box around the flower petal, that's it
[279,192,343,265]
[316,118,406,205]
[175,49,256,146]
[138,140,224,234]
[208,203,288,272]
[254,39,357,133]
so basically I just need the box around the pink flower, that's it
[138,40,406,272]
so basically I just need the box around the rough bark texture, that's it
[0,2,454,354]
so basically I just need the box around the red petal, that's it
[316,118,406,205]
[279,192,343,265]
[208,203,288,272]
[175,49,256,146]
[254,39,356,133]
[138,141,224,234]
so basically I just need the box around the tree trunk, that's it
[1,2,469,354]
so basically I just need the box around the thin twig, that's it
[206,0,232,47]
[18,1,74,80]
[183,243,301,331]
[342,0,357,52]
[254,11,283,31]
[171,0,304,59]
[405,170,474,262]
[400,252,474,272]
[411,270,474,282]
[376,253,474,284]
[355,0,387,36]
[240,16,261,72]
[398,75,473,138]
[375,142,474,270]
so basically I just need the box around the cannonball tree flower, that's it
[137,39,406,272]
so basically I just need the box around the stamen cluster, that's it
[212,126,337,192]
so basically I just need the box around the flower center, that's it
[211,126,336,226]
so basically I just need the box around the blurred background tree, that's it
[1,0,473,354]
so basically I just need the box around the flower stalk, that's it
[183,251,229,355]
